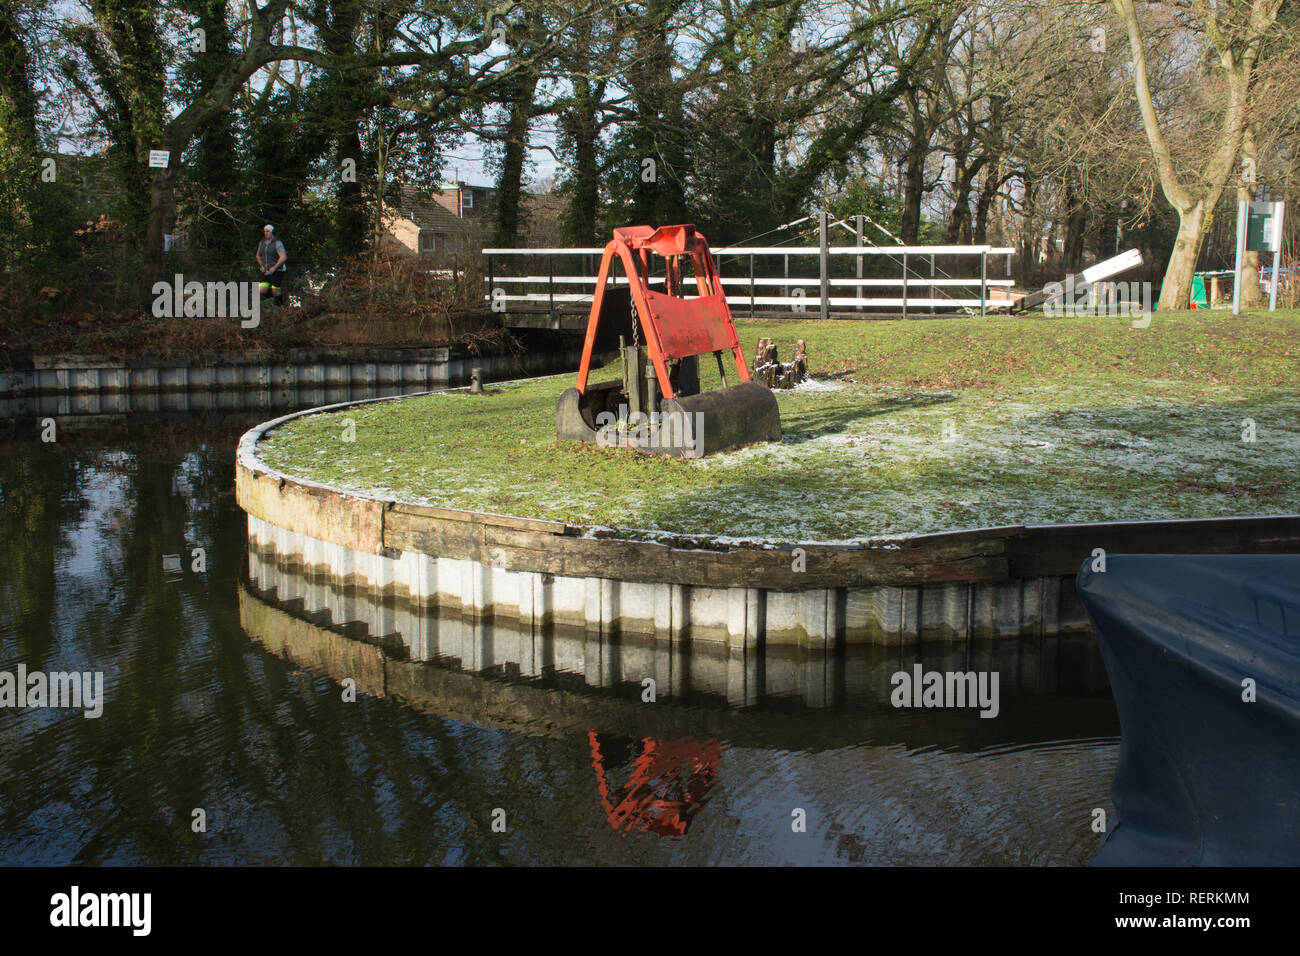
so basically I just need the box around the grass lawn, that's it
[255,308,1300,542]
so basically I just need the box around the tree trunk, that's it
[372,117,388,255]
[1111,0,1279,314]
[1160,201,1207,311]
[943,113,986,244]
[492,4,545,248]
[973,162,999,245]
[337,128,367,256]
[945,157,975,244]
[141,167,173,302]
[1097,203,1116,260]
[492,73,539,248]
[1018,174,1037,269]
[563,79,603,244]
[1237,125,1262,308]
[1062,178,1088,270]
[0,0,41,262]
[627,0,688,227]
[322,0,367,258]
[900,143,926,244]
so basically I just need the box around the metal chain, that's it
[631,296,640,350]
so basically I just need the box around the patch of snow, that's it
[790,376,847,393]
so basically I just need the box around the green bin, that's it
[1191,274,1208,309]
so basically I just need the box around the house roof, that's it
[395,185,475,232]
[50,151,161,219]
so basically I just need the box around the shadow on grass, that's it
[781,391,958,441]
[630,391,1300,539]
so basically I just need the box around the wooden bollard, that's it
[753,338,809,389]
[791,339,808,384]
[753,338,779,387]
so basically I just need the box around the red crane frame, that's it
[575,224,752,401]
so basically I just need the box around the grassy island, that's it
[255,309,1300,542]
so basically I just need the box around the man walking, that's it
[255,224,288,306]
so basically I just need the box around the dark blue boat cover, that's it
[1077,553,1300,866]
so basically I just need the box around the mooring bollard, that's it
[752,337,808,388]
[470,367,483,394]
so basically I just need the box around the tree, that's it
[484,2,549,247]
[0,0,44,271]
[59,0,604,303]
[553,23,613,245]
[671,0,935,242]
[870,0,965,243]
[604,0,693,228]
[1112,0,1285,311]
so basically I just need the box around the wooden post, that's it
[1233,200,1247,315]
[855,215,864,313]
[1269,202,1286,312]
[902,252,908,319]
[819,210,830,320]
[625,344,644,423]
[980,251,987,318]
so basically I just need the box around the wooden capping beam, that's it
[388,501,569,536]
[379,511,1010,589]
[236,463,386,555]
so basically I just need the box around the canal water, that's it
[0,410,1120,865]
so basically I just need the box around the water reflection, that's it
[0,413,1122,865]
[0,383,438,419]
[241,551,1124,857]
[589,734,723,839]
[245,542,1115,738]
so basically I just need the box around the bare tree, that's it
[1112,0,1285,311]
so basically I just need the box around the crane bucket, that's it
[556,224,782,457]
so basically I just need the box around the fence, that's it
[483,230,1017,323]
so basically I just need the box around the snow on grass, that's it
[790,376,847,393]
[254,311,1300,541]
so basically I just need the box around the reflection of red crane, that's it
[588,731,723,838]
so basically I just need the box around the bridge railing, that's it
[482,243,1017,322]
